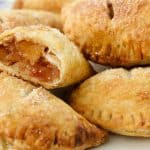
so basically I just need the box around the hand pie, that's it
[13,0,74,13]
[0,72,107,150]
[69,67,150,137]
[0,25,93,89]
[62,0,150,67]
[0,9,62,32]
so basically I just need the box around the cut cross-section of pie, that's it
[69,67,150,137]
[0,9,62,33]
[0,72,107,150]
[0,25,93,89]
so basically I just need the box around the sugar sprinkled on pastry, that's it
[0,72,107,149]
[62,0,150,67]
[69,67,150,137]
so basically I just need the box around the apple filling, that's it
[0,40,60,82]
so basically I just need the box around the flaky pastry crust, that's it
[0,72,107,150]
[62,0,150,67]
[0,9,62,32]
[69,67,150,137]
[13,0,74,13]
[0,25,93,89]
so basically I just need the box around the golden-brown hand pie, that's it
[0,25,93,89]
[13,0,74,13]
[0,72,107,150]
[0,9,62,32]
[69,67,150,137]
[62,0,150,67]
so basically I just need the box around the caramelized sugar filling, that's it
[30,57,60,82]
[0,40,60,82]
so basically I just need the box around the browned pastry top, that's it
[0,72,107,149]
[0,9,62,32]
[62,0,150,67]
[69,67,150,137]
[13,0,74,13]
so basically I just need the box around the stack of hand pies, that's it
[0,0,149,149]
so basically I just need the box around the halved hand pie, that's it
[0,9,62,32]
[62,0,150,67]
[0,72,107,150]
[69,67,150,137]
[0,25,93,89]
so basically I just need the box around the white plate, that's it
[0,0,13,9]
[0,1,150,149]
[94,134,150,150]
